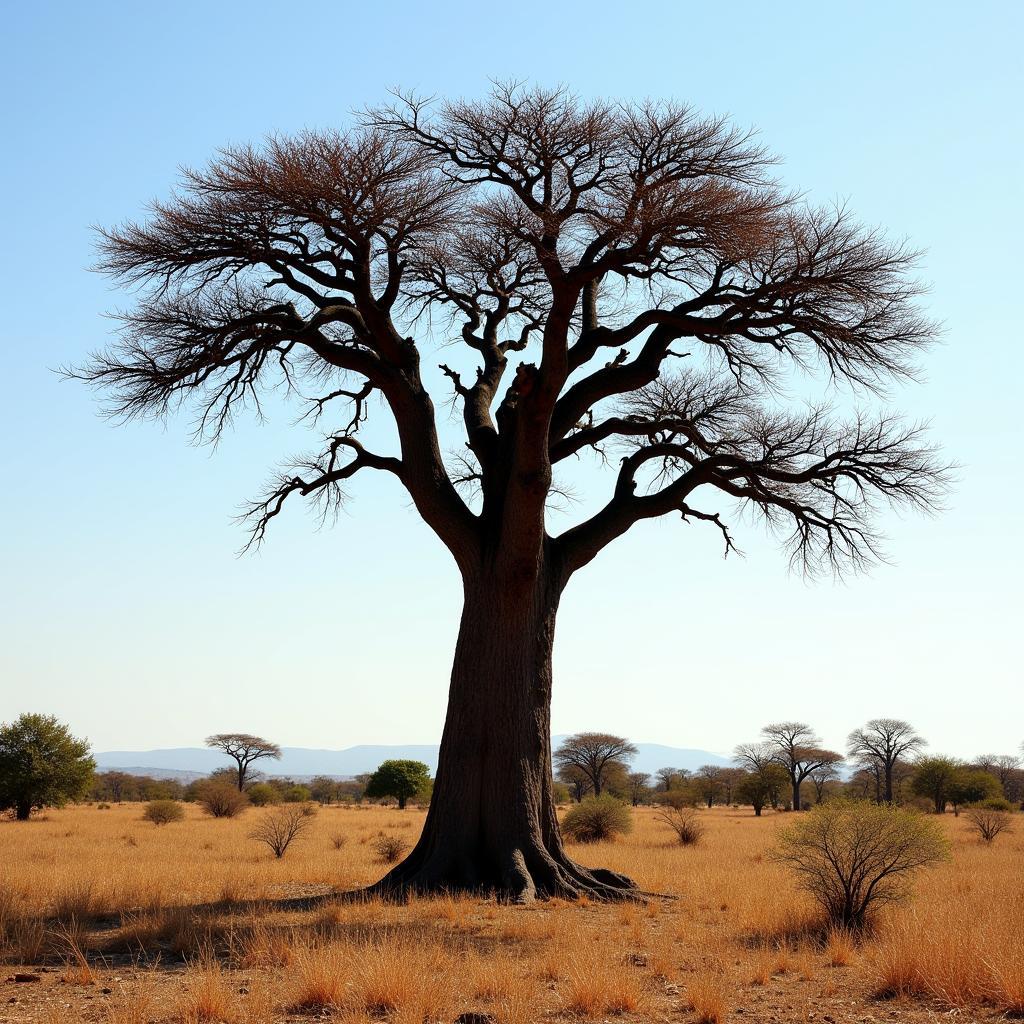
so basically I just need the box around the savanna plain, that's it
[1,803,1021,1024]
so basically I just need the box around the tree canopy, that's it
[0,713,95,820]
[72,83,949,901]
[364,759,432,809]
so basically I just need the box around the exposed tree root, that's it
[355,845,662,904]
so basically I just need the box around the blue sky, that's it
[1,1,1021,760]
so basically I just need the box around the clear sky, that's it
[1,1,1021,761]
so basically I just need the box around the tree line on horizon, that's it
[1,715,1022,821]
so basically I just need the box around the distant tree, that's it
[0,713,95,820]
[551,780,572,804]
[910,756,961,813]
[846,719,925,804]
[557,763,592,802]
[626,772,651,807]
[99,771,132,802]
[947,768,1001,815]
[204,734,282,791]
[336,780,367,804]
[553,734,637,798]
[695,764,724,808]
[735,764,789,816]
[718,766,746,806]
[364,760,431,810]
[973,754,1023,804]
[772,799,948,929]
[761,722,843,811]
[807,761,841,804]
[655,767,686,792]
[140,778,184,801]
[310,776,341,805]
[282,783,313,803]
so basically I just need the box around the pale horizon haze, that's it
[1,2,1021,762]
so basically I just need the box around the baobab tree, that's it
[73,84,946,901]
[760,722,844,812]
[553,733,637,798]
[205,733,282,791]
[846,718,925,803]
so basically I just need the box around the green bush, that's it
[142,799,185,826]
[561,795,632,843]
[247,782,281,807]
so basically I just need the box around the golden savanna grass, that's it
[0,802,1021,1022]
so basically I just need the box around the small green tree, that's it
[772,799,948,929]
[364,760,431,810]
[911,756,962,813]
[0,714,95,820]
[947,768,1001,815]
[735,765,790,816]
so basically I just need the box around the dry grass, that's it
[0,801,1020,1021]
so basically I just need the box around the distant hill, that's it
[95,739,732,780]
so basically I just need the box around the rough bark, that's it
[368,559,638,903]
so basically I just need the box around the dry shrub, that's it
[965,806,1013,844]
[372,833,408,863]
[686,972,728,1024]
[351,940,451,1020]
[178,956,235,1022]
[823,926,856,967]
[561,795,632,843]
[561,956,648,1017]
[104,983,154,1024]
[197,782,249,818]
[289,942,348,1011]
[56,922,96,985]
[52,880,97,923]
[331,832,347,849]
[237,920,294,969]
[654,805,704,845]
[772,800,948,929]
[248,804,313,858]
[870,905,1024,1013]
[141,799,184,826]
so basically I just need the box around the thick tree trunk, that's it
[15,801,31,821]
[792,776,802,812]
[368,563,638,903]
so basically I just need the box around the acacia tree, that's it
[760,722,844,812]
[205,733,282,791]
[74,85,946,901]
[553,733,637,798]
[846,718,925,804]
